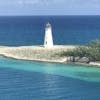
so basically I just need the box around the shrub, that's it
[61,39,100,62]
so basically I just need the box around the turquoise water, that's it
[1,57,100,100]
[0,57,100,82]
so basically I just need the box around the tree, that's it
[61,39,100,62]
[88,39,100,49]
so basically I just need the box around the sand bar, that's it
[0,45,76,63]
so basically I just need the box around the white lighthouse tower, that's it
[44,22,54,48]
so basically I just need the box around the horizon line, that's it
[0,15,100,17]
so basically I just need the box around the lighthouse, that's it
[44,22,54,48]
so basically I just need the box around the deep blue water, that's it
[0,16,100,46]
[0,57,100,100]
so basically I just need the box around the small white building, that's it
[44,22,54,48]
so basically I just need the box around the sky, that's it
[0,0,100,15]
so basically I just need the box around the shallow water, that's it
[1,57,100,82]
[0,57,100,100]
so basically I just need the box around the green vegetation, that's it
[61,39,100,62]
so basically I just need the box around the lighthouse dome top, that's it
[46,22,51,28]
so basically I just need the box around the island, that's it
[0,45,75,63]
[0,40,100,67]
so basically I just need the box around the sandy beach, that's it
[0,45,100,66]
[0,45,75,63]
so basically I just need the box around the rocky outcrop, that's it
[77,57,90,63]
[66,56,90,63]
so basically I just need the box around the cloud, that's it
[0,0,100,15]
[18,0,39,5]
[17,0,55,6]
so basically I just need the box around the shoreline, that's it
[0,45,100,67]
[1,55,100,68]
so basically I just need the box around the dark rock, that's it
[77,57,89,63]
[74,57,80,62]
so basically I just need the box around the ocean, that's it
[0,57,100,100]
[0,16,100,100]
[0,16,100,46]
